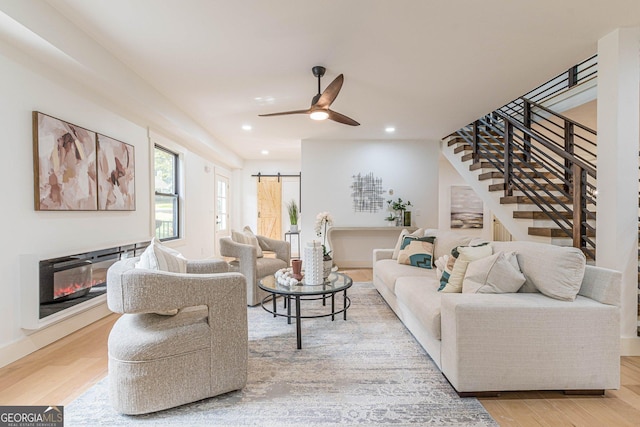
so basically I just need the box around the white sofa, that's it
[373,230,621,396]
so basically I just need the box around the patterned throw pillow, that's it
[438,242,491,291]
[397,236,436,269]
[392,228,424,260]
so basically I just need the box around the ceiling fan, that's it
[258,66,360,126]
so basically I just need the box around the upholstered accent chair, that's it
[220,230,290,306]
[106,257,248,415]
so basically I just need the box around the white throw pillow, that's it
[232,227,264,258]
[462,251,526,294]
[137,239,187,273]
[135,238,187,315]
[440,244,493,293]
[434,255,449,280]
[392,228,424,260]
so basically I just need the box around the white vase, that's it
[290,224,298,232]
[303,241,324,285]
[323,259,333,279]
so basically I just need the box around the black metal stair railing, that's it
[454,110,597,259]
[500,55,597,121]
[450,55,598,259]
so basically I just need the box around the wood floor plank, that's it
[0,268,638,427]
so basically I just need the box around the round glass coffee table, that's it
[258,272,353,349]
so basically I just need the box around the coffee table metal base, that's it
[259,290,351,349]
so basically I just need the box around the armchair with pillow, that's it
[106,238,248,415]
[220,226,290,306]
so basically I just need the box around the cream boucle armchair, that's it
[106,257,248,415]
[220,233,290,306]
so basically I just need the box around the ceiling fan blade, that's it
[258,109,310,117]
[327,109,360,126]
[314,74,344,109]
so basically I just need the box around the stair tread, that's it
[513,211,574,220]
[469,161,541,171]
[528,227,595,238]
[501,195,572,204]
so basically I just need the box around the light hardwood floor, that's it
[2,268,639,427]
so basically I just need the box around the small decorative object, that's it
[314,211,334,278]
[275,267,299,287]
[291,259,303,281]
[303,241,324,285]
[404,210,412,227]
[323,259,333,279]
[387,198,412,227]
[385,214,396,226]
[286,199,299,232]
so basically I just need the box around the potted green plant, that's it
[287,200,299,232]
[387,198,412,226]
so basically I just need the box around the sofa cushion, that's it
[431,230,474,260]
[440,243,492,293]
[492,241,586,301]
[462,251,525,294]
[397,235,436,268]
[375,259,437,295]
[395,276,443,340]
[392,228,424,259]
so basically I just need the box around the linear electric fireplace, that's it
[37,241,150,319]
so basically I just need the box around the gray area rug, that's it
[67,282,497,426]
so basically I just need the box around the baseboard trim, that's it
[0,302,112,368]
[620,337,640,356]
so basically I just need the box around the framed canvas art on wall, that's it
[97,134,135,211]
[32,112,98,211]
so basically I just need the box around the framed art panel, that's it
[33,112,98,211]
[97,134,135,211]
[450,185,483,229]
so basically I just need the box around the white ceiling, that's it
[8,1,640,162]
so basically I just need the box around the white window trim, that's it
[148,129,186,246]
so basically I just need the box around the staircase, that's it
[445,103,597,260]
[444,54,640,336]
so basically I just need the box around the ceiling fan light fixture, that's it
[309,109,329,121]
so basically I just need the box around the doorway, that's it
[257,176,282,240]
[214,173,230,253]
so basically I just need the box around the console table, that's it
[326,226,418,268]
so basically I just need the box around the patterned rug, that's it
[66,282,497,426]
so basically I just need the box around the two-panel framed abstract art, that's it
[33,112,135,211]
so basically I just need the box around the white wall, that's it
[0,47,233,366]
[300,139,440,246]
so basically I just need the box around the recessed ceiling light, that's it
[261,150,269,155]
[385,127,396,133]
[242,124,252,131]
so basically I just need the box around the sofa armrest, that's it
[257,235,290,264]
[440,293,620,393]
[219,236,257,259]
[579,265,621,307]
[108,268,247,315]
[187,258,229,274]
[373,249,393,263]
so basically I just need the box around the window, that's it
[154,145,179,240]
